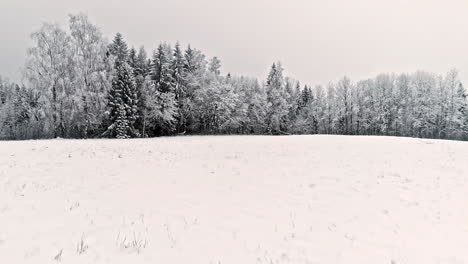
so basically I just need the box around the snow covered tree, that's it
[325,83,337,134]
[128,47,137,69]
[208,56,221,76]
[136,46,151,77]
[443,69,461,138]
[171,42,188,133]
[68,13,112,137]
[178,45,207,133]
[131,46,151,135]
[172,42,186,100]
[193,77,239,133]
[283,78,298,130]
[228,77,268,134]
[184,45,205,74]
[104,33,139,138]
[0,80,29,139]
[23,22,75,138]
[453,83,468,140]
[394,74,411,137]
[152,43,175,93]
[335,76,353,134]
[314,85,327,133]
[141,81,178,136]
[410,71,437,138]
[265,62,289,133]
[6,13,468,141]
[144,43,179,135]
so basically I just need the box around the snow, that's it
[1,135,468,264]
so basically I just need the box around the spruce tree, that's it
[301,85,311,106]
[128,47,137,70]
[266,62,289,133]
[133,46,149,135]
[172,42,186,96]
[294,82,302,114]
[136,46,150,77]
[208,56,221,76]
[152,43,175,93]
[105,33,139,138]
[109,33,128,63]
[144,43,178,136]
[454,83,468,139]
[184,45,197,73]
[172,42,187,132]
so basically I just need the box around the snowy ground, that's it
[1,135,468,264]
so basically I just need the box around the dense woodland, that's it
[1,14,467,140]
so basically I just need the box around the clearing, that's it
[0,135,467,263]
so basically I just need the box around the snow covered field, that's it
[1,135,468,264]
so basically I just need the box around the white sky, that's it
[1,0,468,86]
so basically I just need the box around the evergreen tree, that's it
[141,81,179,137]
[208,56,221,76]
[146,43,178,135]
[136,46,150,77]
[128,47,137,70]
[246,81,268,133]
[184,45,197,73]
[105,33,139,138]
[133,46,150,135]
[179,45,207,133]
[284,78,298,131]
[172,42,187,132]
[453,83,468,140]
[265,62,290,133]
[152,43,175,93]
[293,82,302,114]
[2,12,468,141]
[109,33,128,63]
[172,42,186,99]
[301,85,311,107]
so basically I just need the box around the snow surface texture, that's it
[1,135,468,264]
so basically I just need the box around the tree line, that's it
[1,14,467,140]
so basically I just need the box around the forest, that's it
[0,13,467,140]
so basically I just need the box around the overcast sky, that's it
[1,0,468,86]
